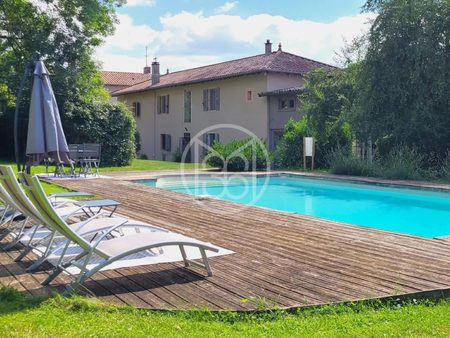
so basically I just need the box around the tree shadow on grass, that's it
[0,286,51,315]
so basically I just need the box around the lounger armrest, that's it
[71,211,113,232]
[89,222,132,250]
[48,192,92,198]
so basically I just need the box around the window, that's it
[131,102,141,118]
[184,90,191,123]
[246,90,253,101]
[202,133,220,155]
[203,88,220,111]
[160,134,171,152]
[206,133,219,146]
[278,97,296,110]
[157,95,169,114]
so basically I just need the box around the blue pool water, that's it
[137,175,450,237]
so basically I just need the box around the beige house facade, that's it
[110,41,331,162]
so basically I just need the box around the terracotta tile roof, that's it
[258,86,304,97]
[113,51,333,96]
[101,71,151,86]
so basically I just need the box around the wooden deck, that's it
[2,172,450,311]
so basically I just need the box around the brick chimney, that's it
[151,59,160,84]
[143,66,151,74]
[265,39,272,55]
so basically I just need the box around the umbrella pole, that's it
[14,60,34,172]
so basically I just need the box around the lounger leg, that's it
[15,245,33,262]
[15,229,52,262]
[26,232,57,272]
[179,245,190,267]
[42,251,88,286]
[2,217,29,250]
[42,266,63,285]
[200,248,213,277]
[0,215,21,241]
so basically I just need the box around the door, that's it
[180,132,191,163]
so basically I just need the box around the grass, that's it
[0,159,207,174]
[0,159,208,196]
[0,287,449,337]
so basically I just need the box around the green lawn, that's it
[0,159,207,196]
[0,288,448,337]
[0,159,206,174]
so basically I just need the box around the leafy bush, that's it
[206,138,269,171]
[326,148,377,176]
[64,101,136,166]
[326,146,425,180]
[172,148,182,163]
[379,147,423,180]
[275,118,353,169]
[274,119,309,168]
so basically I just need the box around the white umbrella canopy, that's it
[26,60,70,165]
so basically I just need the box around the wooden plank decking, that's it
[2,172,450,311]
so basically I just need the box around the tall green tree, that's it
[0,0,122,159]
[356,0,450,159]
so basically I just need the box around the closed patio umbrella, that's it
[25,60,70,167]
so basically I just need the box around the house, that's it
[101,70,151,101]
[110,40,332,162]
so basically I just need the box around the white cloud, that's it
[95,11,376,72]
[215,1,238,14]
[124,0,156,7]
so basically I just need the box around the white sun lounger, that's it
[21,173,219,294]
[0,166,166,273]
[0,166,120,252]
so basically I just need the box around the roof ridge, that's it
[102,70,149,75]
[277,50,336,68]
[150,52,269,77]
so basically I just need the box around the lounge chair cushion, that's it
[97,232,217,258]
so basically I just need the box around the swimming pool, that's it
[136,175,450,238]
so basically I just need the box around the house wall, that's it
[118,73,268,162]
[267,73,304,91]
[119,91,157,159]
[266,73,306,150]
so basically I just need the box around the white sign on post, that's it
[303,137,315,170]
[304,137,314,156]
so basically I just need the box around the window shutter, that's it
[157,96,161,114]
[166,95,169,114]
[132,102,136,116]
[136,102,141,117]
[167,134,172,151]
[203,89,208,111]
[202,133,208,155]
[215,88,220,111]
[215,133,220,143]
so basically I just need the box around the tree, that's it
[64,101,136,166]
[0,0,122,159]
[298,67,354,166]
[356,0,450,160]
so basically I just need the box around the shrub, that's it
[206,138,270,171]
[275,118,353,169]
[326,148,377,176]
[379,147,423,180]
[440,154,450,181]
[172,148,182,163]
[274,119,309,168]
[64,101,136,166]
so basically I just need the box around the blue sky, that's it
[96,0,373,72]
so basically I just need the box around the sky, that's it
[95,0,374,73]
